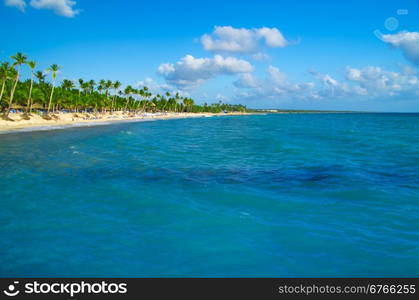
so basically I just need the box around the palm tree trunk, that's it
[162,101,168,112]
[141,100,148,114]
[111,96,115,114]
[47,83,55,114]
[75,90,80,113]
[29,98,34,114]
[124,98,129,112]
[25,75,34,114]
[0,80,5,103]
[4,72,19,118]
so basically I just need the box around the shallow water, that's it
[0,113,418,277]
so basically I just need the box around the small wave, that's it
[239,211,251,217]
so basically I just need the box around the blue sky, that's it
[2,0,419,111]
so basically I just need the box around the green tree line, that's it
[1,52,248,120]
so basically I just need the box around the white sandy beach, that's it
[0,111,252,133]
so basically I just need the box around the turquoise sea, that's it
[0,113,418,277]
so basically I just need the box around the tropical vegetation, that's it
[0,53,248,120]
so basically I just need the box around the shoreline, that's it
[0,111,254,134]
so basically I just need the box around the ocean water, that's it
[0,113,418,277]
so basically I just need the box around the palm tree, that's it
[60,79,74,110]
[98,79,106,94]
[112,81,121,113]
[144,91,152,112]
[25,60,37,115]
[46,64,60,115]
[33,71,47,109]
[4,52,27,118]
[162,91,171,112]
[0,62,10,104]
[183,97,194,112]
[88,80,95,93]
[0,53,249,118]
[75,79,84,112]
[61,79,74,90]
[104,80,113,112]
[105,80,112,96]
[174,92,181,113]
[138,88,146,113]
[123,85,133,112]
[35,71,46,83]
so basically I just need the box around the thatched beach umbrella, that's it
[11,104,24,110]
[152,102,157,112]
[31,103,44,109]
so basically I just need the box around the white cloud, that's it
[307,67,410,100]
[234,65,419,103]
[267,65,288,85]
[252,52,270,61]
[382,31,419,66]
[399,64,417,76]
[234,73,259,88]
[216,93,229,102]
[158,54,253,89]
[257,27,288,47]
[4,0,26,11]
[307,70,345,97]
[345,66,419,97]
[307,66,418,99]
[346,67,362,81]
[201,26,288,54]
[234,65,316,101]
[30,0,79,17]
[136,77,171,93]
[136,77,189,97]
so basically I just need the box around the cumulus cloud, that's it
[201,26,288,54]
[234,73,259,88]
[5,0,79,16]
[304,66,418,99]
[308,70,347,98]
[216,93,230,102]
[234,65,316,101]
[234,65,419,102]
[4,0,26,11]
[252,52,270,62]
[136,77,189,97]
[30,0,79,17]
[137,77,171,92]
[382,31,419,66]
[345,66,418,97]
[158,54,253,89]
